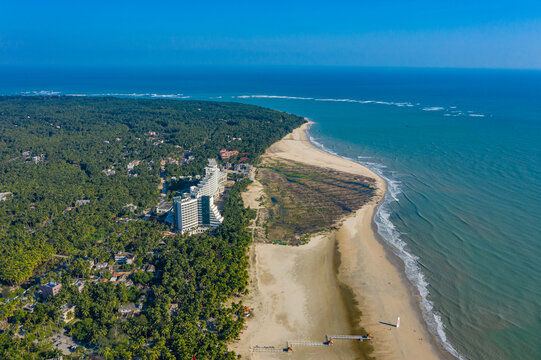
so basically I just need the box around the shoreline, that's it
[232,122,444,359]
[369,217,455,360]
[304,122,455,360]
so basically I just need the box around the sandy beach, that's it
[232,122,443,359]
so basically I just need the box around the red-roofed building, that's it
[220,148,239,160]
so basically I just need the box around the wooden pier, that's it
[326,334,373,341]
[251,345,288,353]
[287,340,331,347]
[251,334,372,353]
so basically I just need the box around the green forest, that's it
[0,96,305,359]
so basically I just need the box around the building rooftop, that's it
[60,303,75,312]
[118,303,143,314]
[156,200,173,212]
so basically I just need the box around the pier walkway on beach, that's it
[251,334,373,353]
[326,334,372,341]
[251,345,288,353]
[287,340,330,347]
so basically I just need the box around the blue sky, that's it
[1,0,540,69]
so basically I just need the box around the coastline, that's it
[232,122,443,359]
[304,122,455,360]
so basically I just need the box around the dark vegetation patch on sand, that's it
[255,159,376,245]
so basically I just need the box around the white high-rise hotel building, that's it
[174,159,227,234]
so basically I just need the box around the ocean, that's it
[1,66,540,359]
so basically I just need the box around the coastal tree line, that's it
[0,96,303,283]
[0,96,304,358]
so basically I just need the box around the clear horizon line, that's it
[1,64,540,72]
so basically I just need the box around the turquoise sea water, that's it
[1,67,540,359]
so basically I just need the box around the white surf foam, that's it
[315,98,371,103]
[150,94,190,99]
[236,94,313,100]
[236,94,427,110]
[373,192,465,360]
[315,97,416,108]
[19,91,486,121]
[89,93,191,99]
[305,123,465,360]
[422,106,445,111]
[18,91,192,99]
[20,90,61,96]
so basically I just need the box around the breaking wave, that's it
[15,91,486,120]
[87,93,191,99]
[236,95,313,100]
[235,94,485,118]
[20,90,61,96]
[17,90,191,99]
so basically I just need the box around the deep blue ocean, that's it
[1,67,540,359]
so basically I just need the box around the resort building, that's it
[220,148,239,160]
[198,195,224,228]
[233,163,253,175]
[60,304,76,323]
[40,282,62,297]
[155,200,173,214]
[94,262,108,270]
[73,280,85,293]
[118,303,143,317]
[174,197,199,233]
[23,302,36,313]
[190,159,227,198]
[114,253,136,264]
[173,159,226,234]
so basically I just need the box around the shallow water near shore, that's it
[2,67,541,359]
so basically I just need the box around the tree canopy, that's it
[0,96,304,283]
[0,96,304,359]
